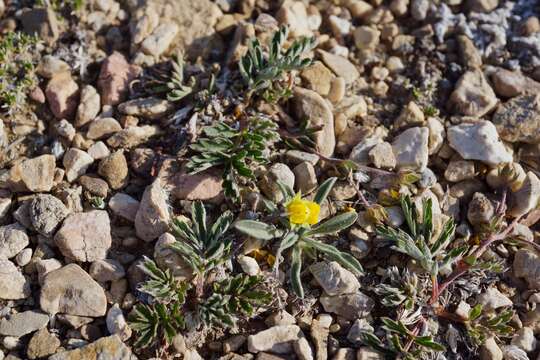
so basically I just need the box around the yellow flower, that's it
[286,194,320,225]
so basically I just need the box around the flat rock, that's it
[319,292,374,320]
[40,264,107,317]
[0,311,49,337]
[109,193,140,222]
[392,127,429,171]
[49,335,133,360]
[46,72,79,119]
[309,261,360,296]
[292,87,335,157]
[477,287,513,311]
[247,325,303,353]
[141,22,179,57]
[118,96,174,119]
[317,50,359,84]
[448,69,497,117]
[0,223,29,259]
[54,210,112,262]
[76,85,100,127]
[491,69,540,98]
[63,148,94,183]
[135,179,170,242]
[27,328,61,359]
[106,125,160,149]
[0,259,30,299]
[86,117,122,140]
[29,194,69,237]
[513,249,540,289]
[167,167,223,202]
[492,94,540,144]
[11,155,56,192]
[98,52,140,106]
[447,121,512,165]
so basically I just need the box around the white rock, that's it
[89,259,125,282]
[106,304,131,341]
[508,172,540,218]
[0,259,30,299]
[63,148,94,182]
[109,193,140,222]
[447,121,513,165]
[511,327,537,353]
[237,255,260,276]
[154,232,193,280]
[427,117,445,155]
[141,22,179,57]
[477,287,513,311]
[357,347,385,360]
[481,337,503,360]
[135,179,170,242]
[87,141,111,160]
[15,248,32,266]
[276,1,311,37]
[448,69,498,118]
[0,311,49,337]
[392,127,429,171]
[513,249,540,289]
[309,261,360,296]
[247,325,302,353]
[76,85,100,128]
[319,292,374,320]
[0,223,29,259]
[259,163,295,203]
[350,135,383,164]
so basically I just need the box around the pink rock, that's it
[29,87,46,104]
[45,73,79,119]
[98,52,141,106]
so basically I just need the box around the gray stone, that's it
[259,163,295,203]
[29,194,69,237]
[118,96,173,119]
[109,193,140,222]
[0,223,29,259]
[309,261,360,296]
[0,259,30,300]
[135,179,170,242]
[63,148,94,183]
[55,210,112,262]
[40,264,107,317]
[319,292,374,320]
[447,121,512,165]
[492,94,540,144]
[27,328,60,359]
[0,311,49,337]
[49,335,133,360]
[89,259,125,282]
[477,287,513,311]
[247,325,302,353]
[508,172,540,218]
[513,249,540,289]
[392,127,429,171]
[20,7,59,43]
[448,69,497,117]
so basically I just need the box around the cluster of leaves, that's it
[169,201,234,282]
[465,304,514,346]
[0,32,40,113]
[373,266,420,309]
[361,316,445,360]
[130,203,272,349]
[144,52,196,102]
[376,195,462,283]
[199,274,272,327]
[235,178,362,298]
[35,0,85,12]
[239,25,316,103]
[187,118,279,199]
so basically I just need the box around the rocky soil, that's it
[0,0,539,359]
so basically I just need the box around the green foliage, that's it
[376,195,463,277]
[199,274,271,327]
[361,318,445,359]
[373,266,420,309]
[130,258,188,348]
[145,52,195,102]
[170,201,234,278]
[239,25,316,102]
[0,32,40,113]
[187,118,280,199]
[465,304,514,346]
[235,178,362,298]
[35,0,85,12]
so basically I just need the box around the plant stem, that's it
[429,216,522,304]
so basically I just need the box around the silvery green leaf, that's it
[234,220,281,240]
[307,211,358,236]
[313,177,336,205]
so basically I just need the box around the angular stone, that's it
[293,87,335,157]
[98,52,140,106]
[300,61,334,96]
[247,325,302,353]
[89,259,125,282]
[0,223,29,259]
[76,85,100,127]
[29,194,69,237]
[46,72,79,119]
[12,155,56,192]
[513,249,540,289]
[319,292,374,320]
[154,232,194,280]
[310,261,360,296]
[63,148,94,182]
[392,127,429,171]
[55,210,112,262]
[40,264,107,317]
[135,179,170,242]
[86,117,122,140]
[492,94,540,144]
[477,287,513,311]
[109,193,140,222]
[447,121,512,165]
[118,96,174,119]
[317,50,359,84]
[49,335,133,360]
[448,69,497,118]
[27,328,60,359]
[0,311,49,337]
[508,171,540,217]
[0,259,30,299]
[141,22,179,57]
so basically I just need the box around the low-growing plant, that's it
[239,25,316,103]
[361,316,445,360]
[0,32,40,113]
[235,177,362,298]
[144,52,195,102]
[373,266,421,309]
[186,117,279,199]
[465,304,514,346]
[169,201,234,294]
